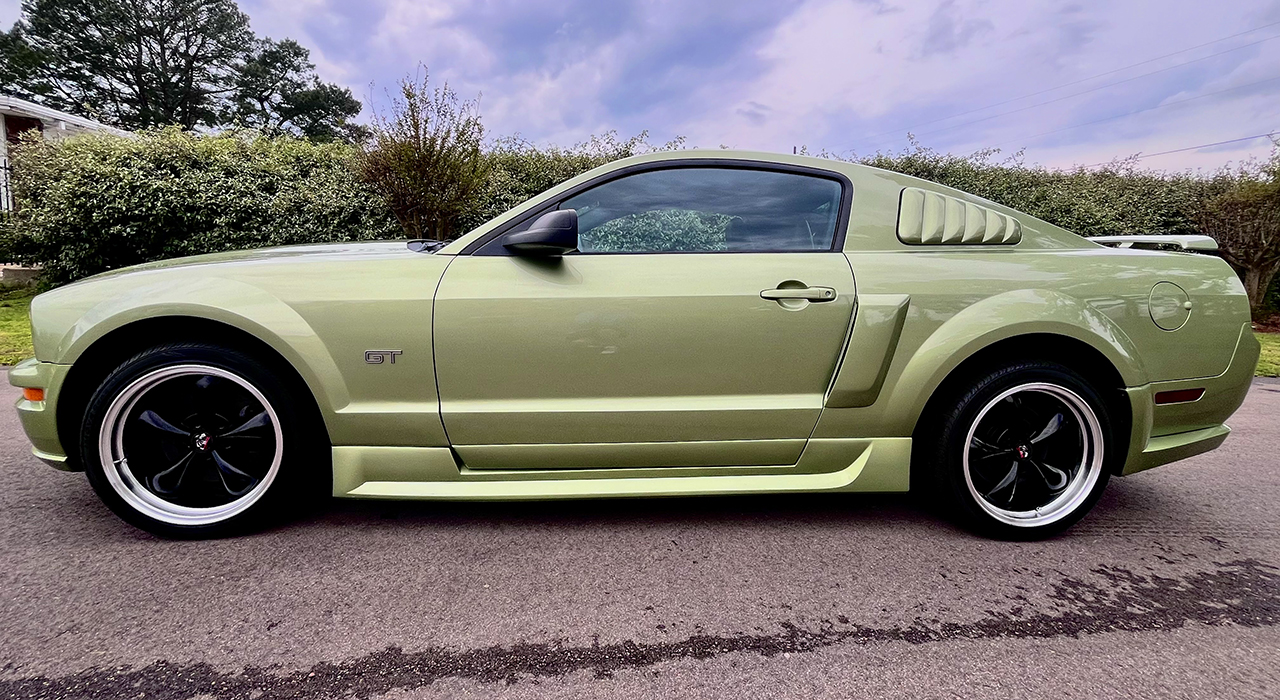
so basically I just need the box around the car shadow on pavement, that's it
[313,490,935,530]
[18,459,1232,545]
[279,472,1212,542]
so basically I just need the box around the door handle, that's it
[760,286,837,302]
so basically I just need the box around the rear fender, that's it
[884,288,1146,433]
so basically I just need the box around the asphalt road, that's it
[1,377,1278,700]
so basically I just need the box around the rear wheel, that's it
[81,343,318,537]
[925,361,1113,539]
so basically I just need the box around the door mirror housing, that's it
[502,210,578,256]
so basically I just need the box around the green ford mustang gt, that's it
[9,151,1260,539]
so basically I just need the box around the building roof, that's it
[0,94,131,137]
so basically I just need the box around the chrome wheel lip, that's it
[98,364,283,527]
[962,382,1104,528]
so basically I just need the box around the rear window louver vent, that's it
[896,187,1022,245]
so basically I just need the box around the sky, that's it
[2,0,1279,171]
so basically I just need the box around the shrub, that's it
[7,119,1278,322]
[582,210,732,252]
[353,70,488,241]
[852,142,1220,238]
[1266,274,1280,316]
[459,131,677,233]
[3,127,399,284]
[1194,175,1280,314]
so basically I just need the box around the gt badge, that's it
[364,350,403,364]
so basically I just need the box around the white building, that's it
[0,94,130,210]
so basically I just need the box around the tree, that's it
[0,0,362,139]
[1195,171,1280,316]
[0,0,251,129]
[353,70,487,240]
[227,38,365,142]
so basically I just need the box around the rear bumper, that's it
[1122,424,1230,476]
[8,357,74,470]
[1121,323,1259,476]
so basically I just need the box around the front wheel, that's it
[81,343,317,537]
[924,361,1114,539]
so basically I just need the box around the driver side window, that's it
[560,167,844,254]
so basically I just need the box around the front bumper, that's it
[1121,323,1260,475]
[9,357,74,470]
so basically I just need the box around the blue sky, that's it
[4,0,1279,170]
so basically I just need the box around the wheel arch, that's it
[878,289,1142,480]
[57,314,334,472]
[914,331,1130,425]
[908,333,1133,483]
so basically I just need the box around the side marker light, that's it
[1154,388,1204,405]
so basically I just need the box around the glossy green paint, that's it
[433,252,856,468]
[11,150,1256,501]
[9,357,70,467]
[28,242,454,448]
[1120,322,1259,475]
[825,294,910,408]
[332,437,910,500]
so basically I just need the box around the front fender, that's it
[48,276,350,414]
[883,288,1146,430]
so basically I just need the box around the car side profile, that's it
[9,150,1260,539]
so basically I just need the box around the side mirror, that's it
[502,209,578,256]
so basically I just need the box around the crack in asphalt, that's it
[3,558,1278,700]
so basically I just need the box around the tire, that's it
[922,361,1114,540]
[81,343,321,538]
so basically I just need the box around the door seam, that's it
[430,254,459,451]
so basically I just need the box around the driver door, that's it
[433,165,856,470]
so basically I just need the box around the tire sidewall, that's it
[930,362,1115,540]
[81,344,311,538]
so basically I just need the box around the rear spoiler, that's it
[1090,234,1218,252]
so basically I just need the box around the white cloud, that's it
[670,0,1280,168]
[106,0,1280,171]
[241,0,366,84]
[4,0,1277,170]
[369,0,496,80]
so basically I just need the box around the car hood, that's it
[69,240,417,285]
[29,239,455,364]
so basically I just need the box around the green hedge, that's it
[2,128,1268,302]
[2,129,665,285]
[458,132,661,232]
[856,145,1224,239]
[2,127,400,284]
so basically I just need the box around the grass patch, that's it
[1257,332,1280,378]
[0,288,36,366]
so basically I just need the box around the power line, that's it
[866,33,1280,148]
[844,19,1280,152]
[989,75,1280,149]
[1080,132,1278,167]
